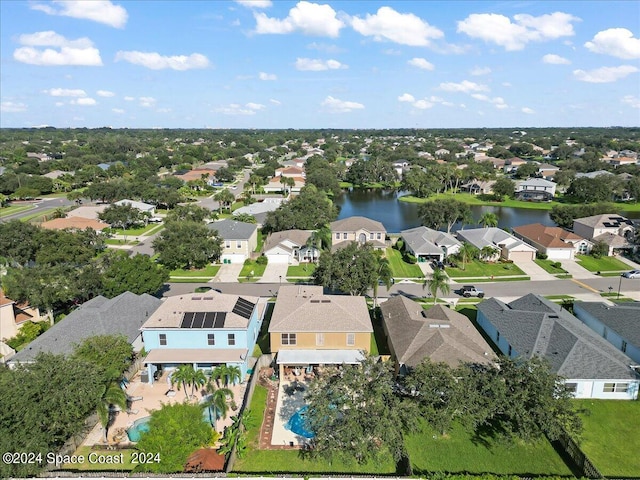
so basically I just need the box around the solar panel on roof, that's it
[203,313,215,328]
[181,312,195,328]
[193,312,206,328]
[232,297,255,319]
[213,312,226,328]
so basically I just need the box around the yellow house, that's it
[269,285,372,378]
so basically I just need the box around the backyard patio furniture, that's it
[165,389,176,397]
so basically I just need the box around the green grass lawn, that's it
[252,302,273,356]
[369,309,390,356]
[233,385,397,474]
[575,399,640,477]
[239,260,267,280]
[0,204,33,217]
[169,265,220,278]
[286,263,316,277]
[405,420,571,476]
[534,259,568,274]
[105,223,160,236]
[446,260,526,278]
[576,254,630,272]
[105,239,138,246]
[19,208,58,223]
[61,446,136,472]
[386,248,424,278]
[255,229,264,252]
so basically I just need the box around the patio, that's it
[270,379,311,448]
[83,370,248,448]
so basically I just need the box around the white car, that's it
[621,270,640,279]
[231,185,237,190]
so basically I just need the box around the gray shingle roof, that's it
[8,292,162,364]
[380,295,495,368]
[330,216,386,233]
[400,226,461,256]
[456,227,536,252]
[574,302,640,346]
[573,214,632,229]
[207,219,257,240]
[477,294,638,380]
[263,230,313,252]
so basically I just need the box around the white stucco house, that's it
[456,227,537,262]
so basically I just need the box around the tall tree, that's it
[479,212,499,228]
[214,188,235,213]
[313,242,379,296]
[204,381,234,428]
[153,221,222,269]
[418,198,471,233]
[454,242,478,271]
[99,203,146,230]
[492,177,515,200]
[101,252,169,297]
[263,185,338,233]
[96,382,128,444]
[171,364,197,400]
[423,267,450,304]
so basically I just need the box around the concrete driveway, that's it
[259,262,289,283]
[559,259,598,279]
[213,263,243,283]
[514,260,557,281]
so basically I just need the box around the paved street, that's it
[0,197,75,222]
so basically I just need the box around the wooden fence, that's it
[553,430,604,479]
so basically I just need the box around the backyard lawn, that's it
[405,420,571,476]
[233,385,397,474]
[386,248,424,278]
[446,260,526,278]
[286,264,316,277]
[239,260,267,281]
[575,399,640,477]
[576,255,630,272]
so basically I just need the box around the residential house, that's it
[275,166,306,178]
[40,216,110,231]
[435,148,450,156]
[505,157,527,172]
[175,168,217,184]
[460,179,496,195]
[207,219,258,264]
[574,302,640,364]
[43,170,73,180]
[512,223,591,259]
[114,199,156,215]
[400,226,461,262]
[457,227,537,262]
[0,290,43,349]
[380,295,495,375]
[330,216,387,251]
[537,163,560,179]
[480,157,506,170]
[263,229,319,264]
[476,294,639,400]
[392,160,410,178]
[269,285,372,378]
[605,157,638,168]
[232,198,284,227]
[575,170,613,179]
[140,292,265,383]
[515,178,557,201]
[263,176,306,194]
[67,205,108,220]
[572,214,634,256]
[7,292,161,366]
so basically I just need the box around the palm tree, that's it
[423,267,450,304]
[455,242,479,271]
[372,254,393,308]
[214,189,235,214]
[308,224,332,254]
[480,245,500,262]
[224,365,242,387]
[479,212,499,228]
[204,381,234,428]
[211,365,226,388]
[171,364,196,399]
[96,382,128,444]
[191,368,207,397]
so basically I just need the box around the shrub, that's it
[552,261,562,269]
[256,255,268,265]
[394,239,404,251]
[403,252,417,264]
[5,321,46,349]
[243,258,252,265]
[536,252,548,260]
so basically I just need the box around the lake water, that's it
[334,189,554,233]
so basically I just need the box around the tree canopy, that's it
[418,198,471,233]
[101,252,169,297]
[153,221,223,270]
[263,185,338,233]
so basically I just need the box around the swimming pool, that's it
[126,416,151,442]
[285,405,315,438]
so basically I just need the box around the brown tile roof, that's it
[175,169,215,182]
[512,223,583,249]
[269,285,372,333]
[380,295,495,368]
[40,216,110,231]
[0,289,14,307]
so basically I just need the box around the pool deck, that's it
[82,371,248,447]
[269,380,310,448]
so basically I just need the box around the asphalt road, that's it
[0,197,76,222]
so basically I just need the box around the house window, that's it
[228,334,236,346]
[346,333,355,346]
[565,382,578,394]
[281,333,297,345]
[159,334,167,346]
[316,333,324,346]
[622,340,627,353]
[377,233,381,240]
[207,334,215,346]
[370,232,374,239]
[335,233,340,240]
[603,382,629,393]
[237,241,242,248]
[343,232,347,239]
[225,241,231,248]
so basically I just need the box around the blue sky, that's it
[1,0,639,129]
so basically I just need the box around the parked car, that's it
[621,270,640,279]
[457,285,485,298]
[231,185,238,190]
[431,260,445,270]
[148,217,163,223]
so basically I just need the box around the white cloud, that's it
[258,71,277,80]
[44,88,86,97]
[522,107,535,114]
[407,57,434,70]
[413,99,433,110]
[269,99,281,105]
[235,0,272,8]
[573,65,638,83]
[115,51,210,70]
[71,97,96,106]
[139,97,156,107]
[542,53,571,64]
[471,93,508,109]
[1,101,27,113]
[112,108,125,114]
[622,95,640,108]
[585,28,640,60]
[350,6,443,47]
[97,90,115,97]
[124,96,135,101]
[470,66,491,76]
[254,1,344,37]
[321,95,364,113]
[457,12,579,51]
[31,1,128,28]
[55,102,64,107]
[397,93,415,103]
[295,57,347,71]
[439,80,489,93]
[502,82,512,87]
[14,30,102,66]
[216,103,265,115]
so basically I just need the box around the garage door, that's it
[221,254,246,264]
[547,249,573,260]
[509,250,535,262]
[266,253,290,264]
